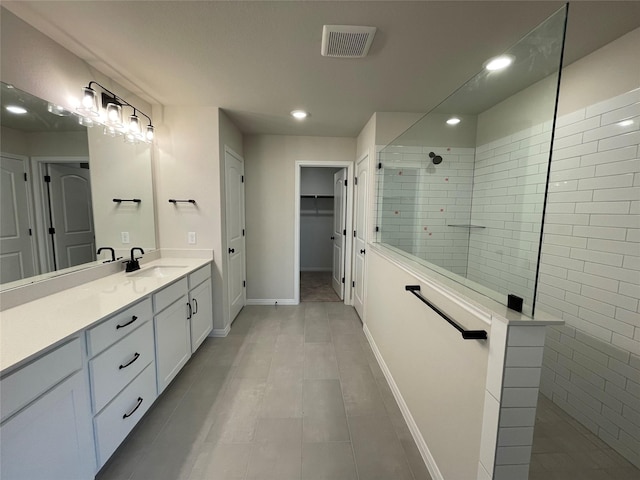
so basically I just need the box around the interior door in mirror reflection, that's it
[45,163,96,270]
[0,155,36,283]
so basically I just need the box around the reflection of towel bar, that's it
[113,198,141,203]
[447,224,486,228]
[405,285,487,340]
[168,199,196,204]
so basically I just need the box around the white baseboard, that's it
[300,267,332,272]
[210,325,230,337]
[245,299,298,306]
[363,324,444,480]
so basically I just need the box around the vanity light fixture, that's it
[47,103,71,116]
[484,54,515,72]
[76,81,155,143]
[5,105,27,114]
[291,110,309,120]
[446,117,461,125]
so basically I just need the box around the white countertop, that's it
[0,257,211,375]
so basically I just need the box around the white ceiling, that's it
[4,1,640,137]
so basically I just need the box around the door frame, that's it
[294,160,354,305]
[30,156,90,273]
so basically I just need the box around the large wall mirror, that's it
[0,82,156,290]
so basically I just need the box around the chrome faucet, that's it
[125,247,145,272]
[97,247,115,263]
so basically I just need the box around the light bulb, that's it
[78,87,99,117]
[129,114,141,133]
[485,55,515,72]
[106,103,123,127]
[146,125,154,141]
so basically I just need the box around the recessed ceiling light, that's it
[291,110,309,120]
[6,105,27,114]
[446,117,461,125]
[618,119,634,127]
[485,54,515,72]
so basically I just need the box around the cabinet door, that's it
[0,371,95,480]
[190,278,212,352]
[154,295,191,393]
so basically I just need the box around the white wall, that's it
[243,135,355,301]
[88,128,155,252]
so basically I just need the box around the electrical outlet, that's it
[188,232,196,244]
[121,231,130,244]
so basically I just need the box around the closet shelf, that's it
[300,194,334,216]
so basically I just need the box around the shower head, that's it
[429,152,443,165]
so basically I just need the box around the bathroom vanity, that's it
[0,257,213,479]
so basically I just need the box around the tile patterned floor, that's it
[530,394,640,480]
[300,271,341,302]
[97,303,431,480]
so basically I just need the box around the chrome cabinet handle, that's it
[123,397,143,419]
[119,352,140,369]
[116,315,138,330]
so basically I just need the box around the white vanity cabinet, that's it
[154,264,213,393]
[189,265,213,352]
[0,339,96,480]
[86,298,157,468]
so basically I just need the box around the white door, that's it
[331,169,347,299]
[0,156,36,283]
[225,149,246,323]
[47,164,95,270]
[352,155,368,320]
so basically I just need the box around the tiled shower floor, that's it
[530,394,639,480]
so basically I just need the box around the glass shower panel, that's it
[375,5,568,316]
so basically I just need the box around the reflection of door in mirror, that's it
[44,163,95,270]
[0,155,36,283]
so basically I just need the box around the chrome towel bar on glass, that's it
[405,285,487,340]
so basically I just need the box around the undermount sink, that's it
[128,265,188,278]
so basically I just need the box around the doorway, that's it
[294,161,353,304]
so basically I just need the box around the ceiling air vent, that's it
[321,25,377,58]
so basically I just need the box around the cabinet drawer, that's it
[153,277,188,313]
[1,338,81,423]
[189,263,211,289]
[94,362,156,468]
[89,321,154,413]
[87,298,152,357]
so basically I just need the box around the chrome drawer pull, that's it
[116,315,138,329]
[122,397,143,419]
[119,352,140,369]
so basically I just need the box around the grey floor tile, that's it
[303,414,351,442]
[255,418,303,443]
[305,317,332,343]
[233,349,273,379]
[303,379,346,418]
[304,343,339,379]
[340,368,387,417]
[302,442,357,480]
[188,443,251,480]
[260,379,303,418]
[245,441,302,480]
[348,414,414,480]
[280,316,306,335]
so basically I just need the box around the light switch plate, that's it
[121,231,130,244]
[188,232,196,244]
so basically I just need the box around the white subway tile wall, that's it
[377,147,475,275]
[537,87,640,469]
[466,122,552,310]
